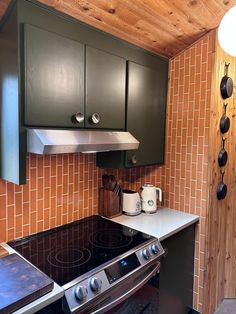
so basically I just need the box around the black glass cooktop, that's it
[8,215,153,286]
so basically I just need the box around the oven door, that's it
[88,261,160,314]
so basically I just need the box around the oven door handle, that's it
[91,261,160,314]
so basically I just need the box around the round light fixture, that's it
[218,5,236,56]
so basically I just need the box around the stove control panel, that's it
[90,277,102,292]
[74,285,88,301]
[136,240,164,266]
[151,244,160,254]
[64,239,164,313]
[65,269,110,313]
[142,248,151,260]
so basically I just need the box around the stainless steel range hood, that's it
[27,129,139,154]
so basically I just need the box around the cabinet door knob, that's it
[131,155,137,165]
[73,112,84,123]
[90,113,100,124]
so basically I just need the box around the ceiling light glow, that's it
[218,5,236,57]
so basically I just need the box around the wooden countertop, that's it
[0,244,9,258]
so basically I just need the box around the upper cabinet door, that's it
[85,46,126,129]
[23,24,85,128]
[125,61,167,167]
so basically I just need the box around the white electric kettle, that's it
[140,184,162,214]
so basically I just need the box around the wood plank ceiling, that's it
[1,0,236,58]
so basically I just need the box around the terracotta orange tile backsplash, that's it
[0,153,101,241]
[0,31,214,313]
[107,31,214,312]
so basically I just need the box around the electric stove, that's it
[8,215,164,313]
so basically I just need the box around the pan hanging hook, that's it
[224,62,230,76]
[220,169,225,182]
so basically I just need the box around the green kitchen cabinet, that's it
[85,46,126,130]
[0,0,168,184]
[96,60,168,168]
[23,24,126,130]
[23,24,85,128]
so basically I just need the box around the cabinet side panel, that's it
[160,225,195,314]
[0,5,26,184]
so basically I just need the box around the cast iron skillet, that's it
[220,103,230,134]
[220,63,233,99]
[217,171,227,200]
[218,138,227,167]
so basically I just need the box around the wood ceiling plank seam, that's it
[212,0,236,16]
[134,20,188,54]
[169,0,209,27]
[140,0,207,32]
[161,0,213,31]
[123,0,203,40]
[120,0,198,47]
[116,0,191,36]
[87,0,140,24]
[200,0,229,17]
[187,0,220,26]
[53,0,177,55]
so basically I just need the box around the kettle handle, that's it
[156,188,162,203]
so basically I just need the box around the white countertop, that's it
[111,207,199,241]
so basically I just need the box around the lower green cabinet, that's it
[159,225,196,314]
[96,60,168,168]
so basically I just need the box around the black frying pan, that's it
[220,63,233,99]
[217,171,227,200]
[218,138,227,167]
[220,103,230,134]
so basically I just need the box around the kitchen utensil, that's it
[109,174,117,191]
[102,174,110,190]
[102,174,118,192]
[122,189,141,216]
[0,253,53,314]
[220,103,230,133]
[218,138,228,167]
[220,62,233,99]
[114,180,122,196]
[140,184,162,214]
[217,170,227,200]
[98,188,121,218]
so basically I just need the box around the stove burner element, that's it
[47,247,91,268]
[89,229,133,249]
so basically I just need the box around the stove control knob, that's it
[90,277,102,292]
[151,244,160,254]
[74,285,88,301]
[142,248,151,260]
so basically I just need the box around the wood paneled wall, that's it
[204,30,236,313]
[217,42,236,299]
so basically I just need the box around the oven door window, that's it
[105,274,159,314]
